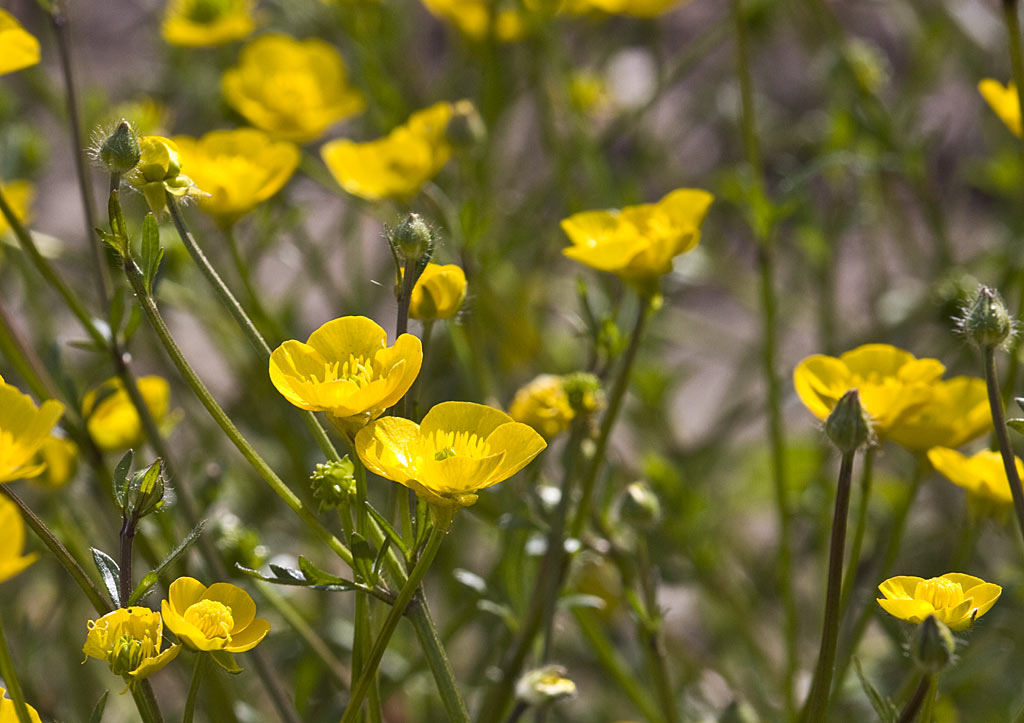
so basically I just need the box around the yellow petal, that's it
[877,597,935,624]
[168,576,208,616]
[419,452,508,495]
[0,10,40,76]
[420,401,516,440]
[963,582,1002,621]
[355,416,421,484]
[225,617,270,652]
[793,355,852,420]
[979,78,1023,137]
[131,643,181,679]
[877,575,923,599]
[203,582,257,633]
[480,422,547,488]
[306,316,387,361]
[269,340,331,410]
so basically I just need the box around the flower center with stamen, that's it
[313,354,375,387]
[423,430,490,461]
[915,578,964,609]
[109,633,151,676]
[184,600,234,640]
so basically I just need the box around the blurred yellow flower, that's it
[355,401,546,526]
[0,180,35,236]
[322,102,461,201]
[222,33,365,143]
[0,10,40,75]
[409,263,467,321]
[979,79,1022,137]
[161,577,270,652]
[83,376,170,452]
[32,435,79,489]
[884,377,990,452]
[877,573,1001,630]
[420,0,525,42]
[0,496,36,582]
[561,188,713,295]
[510,375,575,440]
[128,136,203,214]
[927,446,1017,510]
[162,0,257,47]
[793,344,943,438]
[269,316,422,435]
[570,0,687,16]
[0,375,64,483]
[84,607,181,680]
[0,689,42,723]
[173,128,300,226]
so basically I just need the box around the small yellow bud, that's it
[824,389,872,453]
[129,136,203,214]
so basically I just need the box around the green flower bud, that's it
[911,614,955,674]
[617,481,662,531]
[391,213,435,266]
[824,389,872,453]
[125,458,166,520]
[960,285,1013,349]
[99,120,141,175]
[310,457,357,511]
[562,372,604,418]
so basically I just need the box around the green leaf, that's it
[107,190,130,257]
[210,650,243,675]
[1007,418,1024,435]
[113,449,134,509]
[1016,397,1024,414]
[91,548,121,608]
[235,562,359,593]
[297,556,353,586]
[88,691,109,723]
[370,537,391,584]
[350,532,375,582]
[853,657,897,722]
[127,520,206,605]
[141,213,163,292]
[108,286,126,338]
[123,305,143,342]
[364,502,410,559]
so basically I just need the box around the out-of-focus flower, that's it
[927,446,1017,511]
[128,136,203,214]
[173,128,299,227]
[0,375,64,483]
[409,263,467,321]
[561,188,713,296]
[83,376,170,452]
[0,10,40,75]
[322,102,464,201]
[884,377,990,451]
[32,435,79,489]
[222,34,365,144]
[510,375,575,440]
[515,665,578,706]
[0,180,34,236]
[564,0,688,16]
[420,0,525,42]
[162,0,257,47]
[567,70,610,115]
[161,577,270,652]
[793,344,943,439]
[0,496,36,582]
[979,79,1022,137]
[0,689,42,723]
[355,401,546,527]
[877,573,1001,630]
[83,607,181,680]
[269,316,422,436]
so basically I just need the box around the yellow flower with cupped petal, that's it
[355,401,546,528]
[0,689,42,723]
[793,344,944,439]
[928,446,1017,512]
[0,375,64,483]
[0,180,35,237]
[322,102,460,201]
[128,136,204,214]
[161,577,270,653]
[173,128,299,227]
[0,10,40,76]
[979,79,1022,137]
[884,377,990,452]
[420,0,526,42]
[877,573,1001,630]
[222,33,365,144]
[161,0,257,47]
[83,376,170,452]
[0,496,36,582]
[269,316,422,436]
[32,435,79,489]
[409,263,467,321]
[561,188,713,296]
[84,607,181,680]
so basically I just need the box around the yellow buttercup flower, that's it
[83,376,170,452]
[0,10,40,75]
[173,128,300,227]
[269,316,422,435]
[32,435,79,489]
[161,577,270,652]
[0,375,64,483]
[84,607,181,680]
[409,263,467,321]
[0,689,42,723]
[355,401,547,527]
[322,102,461,201]
[222,33,365,144]
[793,344,943,439]
[510,375,575,440]
[561,188,713,295]
[884,377,990,452]
[0,496,36,582]
[877,573,1001,631]
[128,136,203,214]
[420,0,525,42]
[162,0,257,47]
[979,79,1022,137]
[0,180,35,236]
[927,446,1017,510]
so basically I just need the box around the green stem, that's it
[983,346,1024,545]
[802,450,857,723]
[130,684,163,723]
[183,654,210,723]
[1000,0,1024,398]
[408,602,471,723]
[222,224,282,341]
[0,611,33,723]
[341,526,450,723]
[896,675,932,723]
[918,675,938,723]
[350,459,379,722]
[839,447,875,616]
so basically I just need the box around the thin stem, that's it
[918,675,938,723]
[183,654,210,723]
[130,684,163,723]
[802,450,857,723]
[1000,0,1024,398]
[896,675,932,723]
[0,611,33,723]
[408,602,471,723]
[983,346,1024,543]
[840,447,875,616]
[637,538,678,723]
[118,515,137,607]
[350,458,379,722]
[341,526,450,723]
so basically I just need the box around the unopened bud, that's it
[515,665,577,707]
[391,213,435,266]
[960,285,1013,349]
[618,481,662,531]
[115,456,166,520]
[310,457,357,511]
[824,389,872,453]
[100,120,141,175]
[911,615,955,674]
[562,372,603,417]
